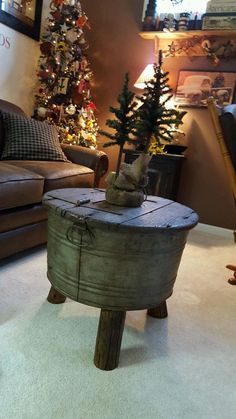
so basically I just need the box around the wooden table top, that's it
[43,188,199,232]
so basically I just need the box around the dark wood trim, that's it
[147,301,168,318]
[47,286,67,304]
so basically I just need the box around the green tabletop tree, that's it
[134,50,186,154]
[99,73,137,176]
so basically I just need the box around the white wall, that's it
[0,1,50,115]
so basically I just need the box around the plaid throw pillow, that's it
[1,111,69,162]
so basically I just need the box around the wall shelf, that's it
[140,30,236,40]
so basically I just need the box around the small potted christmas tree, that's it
[99,73,137,177]
[101,50,186,207]
[100,73,151,207]
[134,50,186,154]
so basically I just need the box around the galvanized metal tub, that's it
[43,188,198,311]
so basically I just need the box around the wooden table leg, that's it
[47,285,66,304]
[94,309,126,371]
[226,264,236,285]
[147,300,168,319]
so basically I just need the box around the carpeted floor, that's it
[0,224,236,419]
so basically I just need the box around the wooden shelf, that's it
[140,30,236,40]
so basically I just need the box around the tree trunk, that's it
[116,144,124,176]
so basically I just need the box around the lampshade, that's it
[134,64,155,89]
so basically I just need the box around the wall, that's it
[0,0,235,229]
[0,23,38,115]
[0,1,50,115]
[81,0,235,230]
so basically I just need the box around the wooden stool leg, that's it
[147,301,168,318]
[94,309,126,371]
[226,264,236,285]
[47,285,66,304]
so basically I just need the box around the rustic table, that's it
[43,188,198,370]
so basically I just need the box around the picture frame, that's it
[0,0,43,41]
[175,70,236,108]
[202,13,236,30]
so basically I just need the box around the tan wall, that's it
[81,0,235,230]
[0,1,50,115]
[0,22,39,115]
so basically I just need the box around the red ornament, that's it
[40,41,54,56]
[52,0,64,6]
[78,80,90,94]
[79,57,88,71]
[50,10,61,21]
[38,70,50,80]
[86,102,97,111]
[75,15,90,29]
[72,87,83,106]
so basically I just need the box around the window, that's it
[142,0,208,20]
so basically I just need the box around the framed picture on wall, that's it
[0,0,43,41]
[175,70,236,108]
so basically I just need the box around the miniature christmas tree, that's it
[99,73,137,176]
[34,0,98,149]
[134,50,186,154]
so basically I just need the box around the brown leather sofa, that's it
[0,99,108,259]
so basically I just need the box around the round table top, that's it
[43,188,199,232]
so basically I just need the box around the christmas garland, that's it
[163,36,236,65]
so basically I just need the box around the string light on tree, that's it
[34,0,98,148]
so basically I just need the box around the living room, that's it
[0,1,235,418]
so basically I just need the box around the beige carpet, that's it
[0,224,236,419]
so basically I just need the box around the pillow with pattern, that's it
[1,111,69,162]
[0,111,5,156]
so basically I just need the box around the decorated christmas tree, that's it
[134,50,186,154]
[99,73,137,176]
[34,0,98,149]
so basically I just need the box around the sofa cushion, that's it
[0,100,27,157]
[0,204,47,233]
[0,162,44,210]
[6,160,94,192]
[0,111,69,162]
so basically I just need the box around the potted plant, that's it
[101,50,187,207]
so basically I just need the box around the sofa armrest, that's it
[61,144,109,187]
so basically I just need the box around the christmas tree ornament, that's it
[66,28,78,43]
[64,0,75,5]
[65,104,76,115]
[76,15,90,29]
[40,41,54,55]
[50,10,61,21]
[37,107,48,118]
[38,70,50,80]
[52,0,64,6]
[60,23,69,33]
